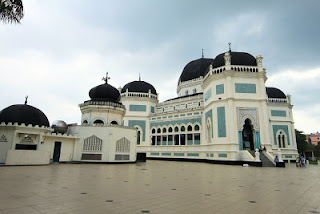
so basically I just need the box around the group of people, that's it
[296,156,306,167]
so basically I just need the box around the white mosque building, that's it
[0,49,298,166]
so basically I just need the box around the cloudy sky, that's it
[1,0,319,134]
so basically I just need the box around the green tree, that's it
[0,0,23,24]
[295,129,308,155]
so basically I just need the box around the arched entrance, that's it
[242,119,254,151]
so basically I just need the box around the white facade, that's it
[121,52,298,164]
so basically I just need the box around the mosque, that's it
[0,49,298,166]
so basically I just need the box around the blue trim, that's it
[217,107,226,137]
[235,83,256,93]
[91,117,106,125]
[271,110,286,117]
[150,117,202,128]
[129,105,147,112]
[272,125,290,145]
[205,88,212,101]
[216,84,224,95]
[255,131,260,149]
[238,131,243,150]
[128,120,146,141]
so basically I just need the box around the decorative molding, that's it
[237,107,259,130]
[83,135,102,151]
[0,135,8,142]
[20,136,34,144]
[116,137,130,153]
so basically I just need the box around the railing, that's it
[121,91,158,99]
[79,101,125,108]
[267,98,288,103]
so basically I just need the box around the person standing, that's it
[274,156,279,163]
[296,156,300,167]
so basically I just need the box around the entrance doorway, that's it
[242,119,254,151]
[53,141,61,162]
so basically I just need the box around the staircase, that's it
[248,150,275,167]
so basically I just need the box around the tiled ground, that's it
[0,161,319,214]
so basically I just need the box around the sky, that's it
[0,0,320,134]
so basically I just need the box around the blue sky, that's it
[1,0,320,133]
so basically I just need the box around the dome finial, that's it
[102,72,110,83]
[139,73,141,81]
[202,48,204,58]
[25,95,28,105]
[228,42,231,52]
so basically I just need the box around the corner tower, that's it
[79,74,126,126]
[120,79,158,146]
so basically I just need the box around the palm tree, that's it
[0,0,23,24]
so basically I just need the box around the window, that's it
[110,121,118,125]
[152,128,156,134]
[82,120,89,125]
[194,125,200,131]
[187,125,192,131]
[193,88,197,94]
[93,119,104,126]
[181,126,185,132]
[137,131,141,145]
[174,127,179,132]
[116,137,130,152]
[163,128,167,133]
[168,127,173,133]
[277,131,286,148]
[83,135,103,151]
[185,90,189,96]
[157,128,161,133]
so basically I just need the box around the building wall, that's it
[69,125,136,162]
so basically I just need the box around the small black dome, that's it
[0,104,50,127]
[266,87,286,99]
[89,83,120,102]
[179,58,214,83]
[212,52,257,68]
[121,80,157,95]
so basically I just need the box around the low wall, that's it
[5,150,50,165]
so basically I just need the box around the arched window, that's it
[93,119,104,126]
[152,128,156,134]
[137,130,141,145]
[163,128,167,133]
[277,131,286,148]
[174,127,179,132]
[193,88,197,94]
[110,121,118,125]
[187,125,192,131]
[168,127,173,133]
[194,125,200,131]
[82,120,89,125]
[157,128,161,133]
[181,126,185,132]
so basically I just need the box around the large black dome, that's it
[212,51,257,68]
[178,58,214,83]
[89,83,120,102]
[0,104,50,127]
[266,87,286,99]
[121,80,157,95]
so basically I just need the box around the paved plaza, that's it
[0,161,320,214]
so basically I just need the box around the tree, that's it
[295,129,309,155]
[0,0,23,24]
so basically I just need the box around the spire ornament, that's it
[102,72,110,83]
[25,96,28,105]
[228,42,232,52]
